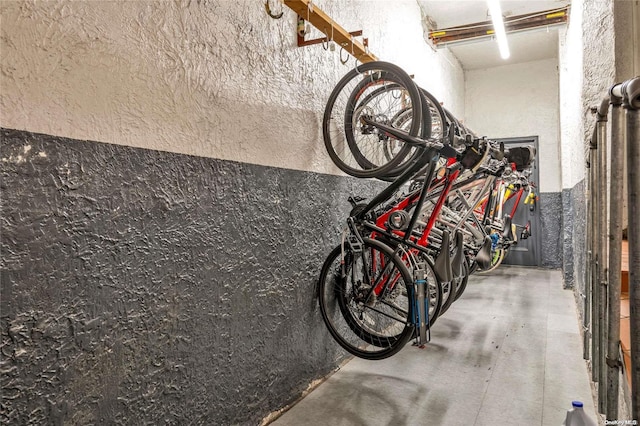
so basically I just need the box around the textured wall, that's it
[0,1,467,423]
[539,192,563,270]
[613,0,639,232]
[570,180,587,291]
[558,0,585,191]
[0,0,465,173]
[0,128,391,424]
[557,0,615,296]
[613,0,639,81]
[559,180,586,289]
[581,0,615,139]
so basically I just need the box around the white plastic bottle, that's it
[562,401,597,426]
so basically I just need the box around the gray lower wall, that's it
[539,192,563,270]
[560,180,586,291]
[567,179,587,296]
[538,180,586,291]
[0,128,387,425]
[562,187,575,286]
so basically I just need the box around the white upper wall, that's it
[558,0,585,190]
[464,58,562,193]
[0,0,465,175]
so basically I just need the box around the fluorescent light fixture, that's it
[487,0,510,59]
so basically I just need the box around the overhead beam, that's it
[429,6,569,46]
[283,0,378,63]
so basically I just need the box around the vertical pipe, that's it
[606,94,624,420]
[591,132,601,383]
[598,117,609,414]
[626,101,640,421]
[584,152,592,361]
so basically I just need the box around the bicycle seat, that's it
[434,230,453,283]
[460,139,489,171]
[505,146,535,171]
[474,236,493,270]
[450,230,465,280]
[502,215,516,241]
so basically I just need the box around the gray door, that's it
[495,137,542,267]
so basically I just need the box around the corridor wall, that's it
[0,1,465,423]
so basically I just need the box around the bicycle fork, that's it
[413,262,430,348]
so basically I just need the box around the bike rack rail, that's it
[282,0,378,63]
[586,76,640,420]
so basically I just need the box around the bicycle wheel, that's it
[374,238,443,328]
[323,61,423,178]
[317,238,414,360]
[477,247,505,274]
[376,87,448,179]
[345,83,419,171]
[348,86,447,181]
[452,258,470,302]
[419,87,447,142]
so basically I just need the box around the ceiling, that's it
[417,0,571,70]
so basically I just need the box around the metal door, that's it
[495,137,542,267]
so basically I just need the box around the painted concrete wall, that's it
[558,0,585,192]
[0,0,466,424]
[614,0,640,233]
[0,0,465,173]
[464,58,562,194]
[557,0,586,290]
[3,128,383,425]
[558,0,616,292]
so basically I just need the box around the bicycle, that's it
[317,61,535,359]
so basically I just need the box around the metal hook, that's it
[264,0,283,19]
[330,24,335,51]
[322,27,329,50]
[339,45,349,65]
[305,1,312,34]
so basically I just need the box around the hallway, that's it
[272,267,597,426]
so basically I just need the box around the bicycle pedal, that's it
[347,235,363,253]
[348,196,366,207]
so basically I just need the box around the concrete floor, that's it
[272,267,598,426]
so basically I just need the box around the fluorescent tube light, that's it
[487,0,510,59]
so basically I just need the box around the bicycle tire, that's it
[477,247,505,274]
[323,61,423,179]
[452,258,470,302]
[317,238,414,360]
[420,88,447,142]
[374,237,443,327]
[344,83,418,172]
[376,87,448,179]
[363,87,448,180]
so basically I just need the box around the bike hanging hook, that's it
[322,27,329,51]
[329,24,335,51]
[264,0,283,19]
[305,1,312,34]
[340,44,349,65]
[351,36,360,71]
